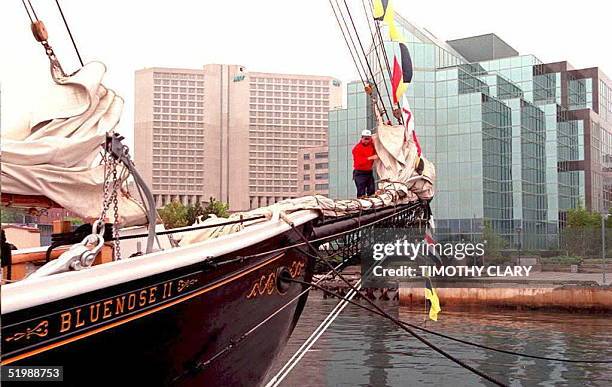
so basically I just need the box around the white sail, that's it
[1,62,148,227]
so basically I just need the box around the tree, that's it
[482,220,507,259]
[1,206,24,223]
[63,216,84,226]
[566,206,602,228]
[562,204,610,257]
[202,197,229,219]
[186,201,206,225]
[158,198,230,229]
[158,201,189,229]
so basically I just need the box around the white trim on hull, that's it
[1,210,318,314]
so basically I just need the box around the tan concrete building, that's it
[297,146,329,197]
[135,65,342,211]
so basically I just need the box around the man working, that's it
[352,129,378,197]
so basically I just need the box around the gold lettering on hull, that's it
[246,260,305,299]
[5,275,199,342]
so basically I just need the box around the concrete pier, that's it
[399,274,612,312]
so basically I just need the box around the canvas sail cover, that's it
[1,62,148,226]
[178,118,435,245]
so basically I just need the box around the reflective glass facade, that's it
[328,15,609,248]
[328,81,374,198]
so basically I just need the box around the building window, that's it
[304,175,311,181]
[303,185,310,191]
[315,163,328,169]
[315,184,328,190]
[304,164,310,170]
[303,154,310,160]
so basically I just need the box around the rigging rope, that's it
[21,0,35,23]
[169,257,353,385]
[329,0,389,122]
[281,220,508,387]
[286,277,612,365]
[359,0,396,121]
[368,0,396,100]
[26,0,39,20]
[265,281,362,387]
[337,0,390,121]
[329,0,368,84]
[266,240,400,387]
[55,0,84,67]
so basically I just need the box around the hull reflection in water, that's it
[270,294,612,386]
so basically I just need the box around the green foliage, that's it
[566,206,604,228]
[186,201,206,225]
[562,205,610,258]
[482,220,507,259]
[158,198,230,229]
[540,255,582,265]
[1,206,24,223]
[63,216,84,226]
[203,197,229,219]
[158,201,189,229]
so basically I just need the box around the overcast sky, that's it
[1,0,611,149]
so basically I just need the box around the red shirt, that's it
[352,141,376,171]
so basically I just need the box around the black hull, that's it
[1,226,315,386]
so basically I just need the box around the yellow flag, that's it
[383,0,404,43]
[372,0,386,20]
[424,278,441,321]
[395,81,408,102]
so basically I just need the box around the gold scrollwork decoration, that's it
[5,320,49,342]
[177,278,198,292]
[246,260,305,299]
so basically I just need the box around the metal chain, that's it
[111,162,121,260]
[98,141,121,260]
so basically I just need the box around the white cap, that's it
[361,129,372,137]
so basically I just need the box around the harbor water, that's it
[269,293,612,386]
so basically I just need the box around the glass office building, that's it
[328,15,612,249]
[328,81,374,198]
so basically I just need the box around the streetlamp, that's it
[601,213,608,285]
[516,226,523,267]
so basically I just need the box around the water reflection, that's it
[268,293,612,386]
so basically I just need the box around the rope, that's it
[169,257,353,384]
[55,0,84,66]
[368,0,396,106]
[281,221,508,387]
[327,0,368,89]
[359,0,396,118]
[266,242,398,387]
[21,0,34,23]
[328,0,389,122]
[265,281,362,387]
[26,0,39,20]
[338,0,390,122]
[288,278,612,365]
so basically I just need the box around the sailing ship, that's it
[1,2,434,386]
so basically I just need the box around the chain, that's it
[111,162,121,260]
[98,140,121,260]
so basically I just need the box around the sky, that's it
[1,0,611,150]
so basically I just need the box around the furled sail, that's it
[1,62,148,227]
[177,117,435,246]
